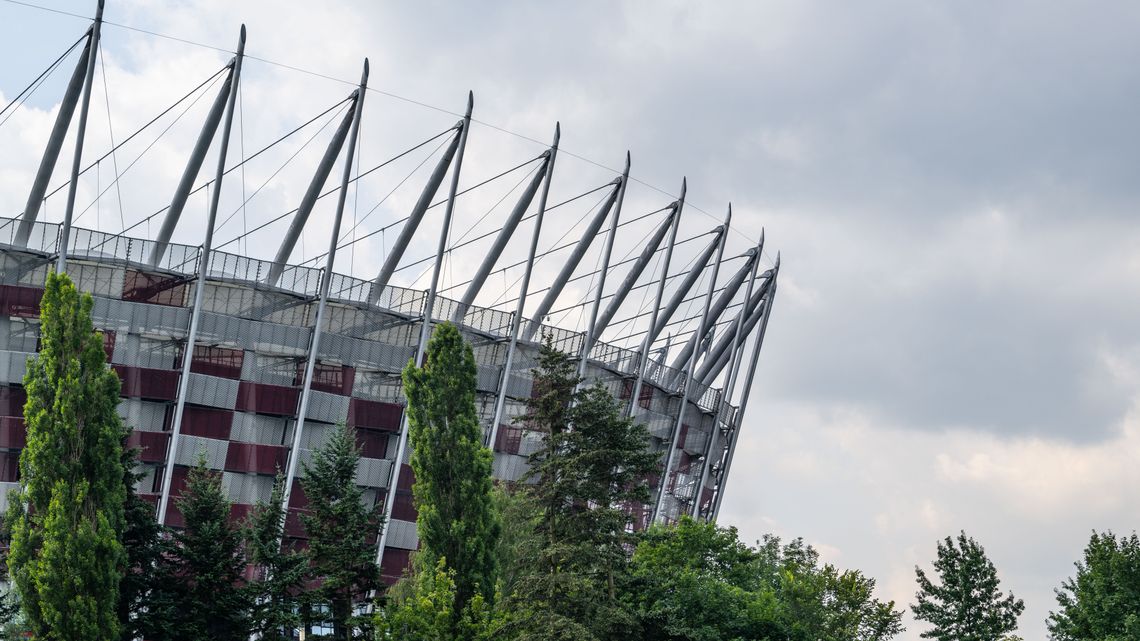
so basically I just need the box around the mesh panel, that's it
[176,435,229,468]
[385,518,419,549]
[184,373,240,409]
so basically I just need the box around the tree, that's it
[913,532,1024,641]
[244,474,307,641]
[402,322,500,622]
[147,457,249,641]
[502,341,657,641]
[300,421,381,640]
[1048,531,1140,640]
[6,271,126,641]
[378,557,503,641]
[117,445,165,641]
[628,517,903,641]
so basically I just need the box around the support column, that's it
[711,256,779,521]
[279,61,370,515]
[576,154,630,380]
[666,249,760,380]
[627,180,684,417]
[377,92,474,567]
[56,0,104,274]
[694,278,772,388]
[157,26,248,524]
[486,124,560,452]
[651,204,730,525]
[150,60,239,266]
[519,179,622,342]
[265,99,359,287]
[14,28,93,247]
[691,232,764,518]
[649,229,723,342]
[589,204,677,342]
[453,152,551,321]
[370,130,463,300]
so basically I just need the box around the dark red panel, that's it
[0,284,43,318]
[355,427,388,459]
[229,503,253,523]
[189,345,244,380]
[299,363,354,396]
[380,547,413,585]
[347,397,402,431]
[677,423,690,449]
[397,464,415,491]
[495,425,522,455]
[0,386,27,416]
[122,269,187,307]
[288,479,308,510]
[390,489,417,522]
[284,507,308,538]
[181,406,233,440]
[113,365,179,401]
[101,330,116,361]
[224,441,287,476]
[235,381,299,416]
[0,416,26,449]
[0,451,19,481]
[125,430,168,464]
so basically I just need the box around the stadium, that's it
[0,5,778,584]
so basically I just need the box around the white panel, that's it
[385,518,418,550]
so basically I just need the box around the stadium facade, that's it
[0,5,777,583]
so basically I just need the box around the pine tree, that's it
[244,474,307,640]
[300,422,381,640]
[913,532,1024,641]
[503,340,656,641]
[149,457,249,641]
[6,271,126,641]
[403,322,500,622]
[117,445,165,641]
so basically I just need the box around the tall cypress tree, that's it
[6,271,126,641]
[300,422,381,640]
[403,322,500,621]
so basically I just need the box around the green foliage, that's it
[244,474,307,640]
[502,341,657,641]
[148,456,249,641]
[378,557,504,641]
[913,531,1024,641]
[301,422,382,640]
[629,517,903,641]
[403,322,500,622]
[1048,531,1140,641]
[7,271,126,641]
[117,445,165,641]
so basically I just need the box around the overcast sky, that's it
[3,1,1140,638]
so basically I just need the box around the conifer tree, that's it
[117,446,165,641]
[244,474,307,640]
[913,532,1024,641]
[148,457,249,641]
[403,322,500,621]
[300,422,381,640]
[504,340,656,641]
[6,271,126,641]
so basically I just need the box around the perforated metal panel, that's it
[355,457,392,488]
[176,435,229,469]
[0,481,21,512]
[0,350,31,384]
[118,399,168,432]
[222,472,275,505]
[91,298,190,338]
[385,518,419,550]
[305,391,349,424]
[111,334,180,369]
[230,413,289,446]
[185,373,239,409]
[492,452,531,482]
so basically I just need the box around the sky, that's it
[3,1,1140,638]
